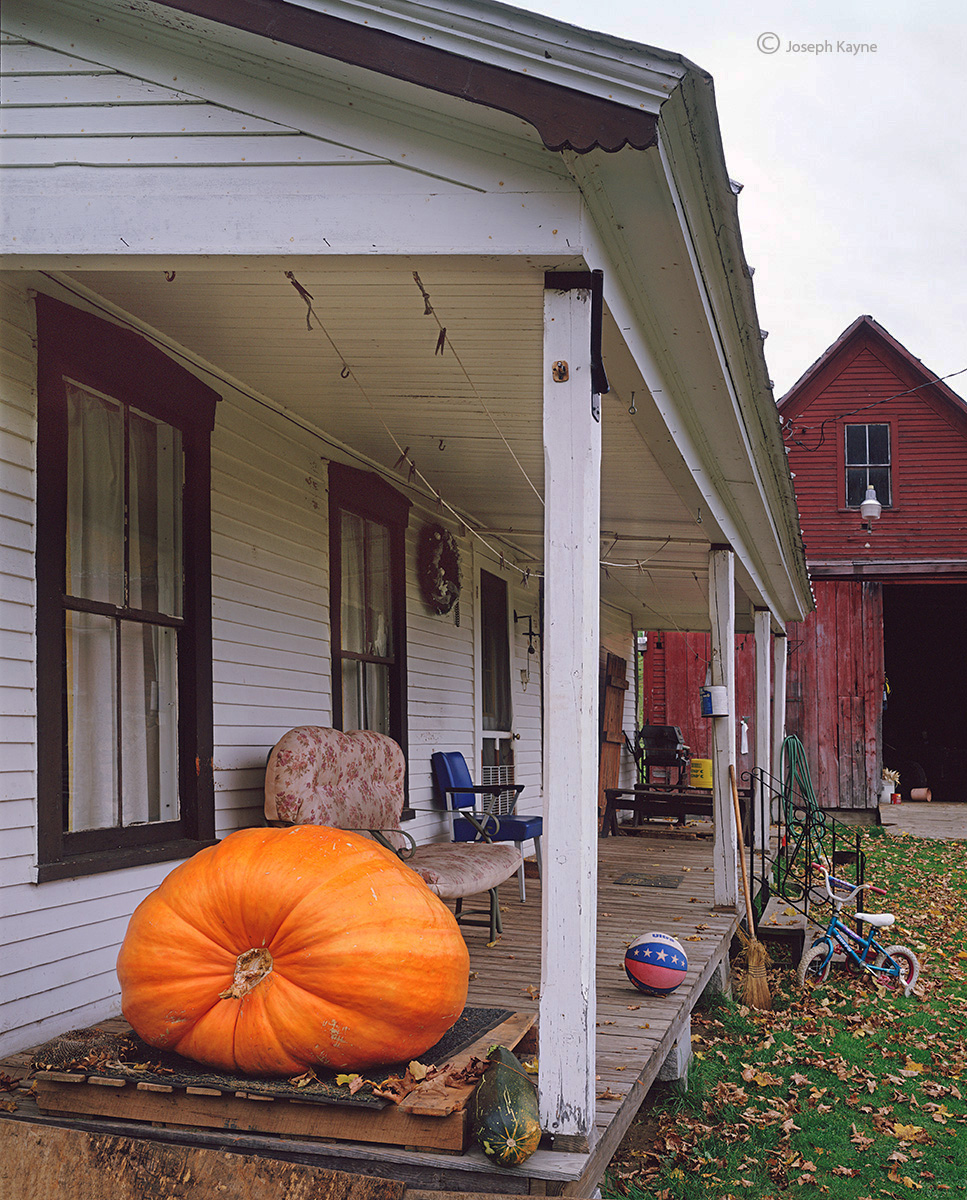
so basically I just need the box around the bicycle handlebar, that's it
[809,863,886,900]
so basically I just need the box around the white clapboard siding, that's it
[0,283,37,929]
[601,600,638,788]
[209,386,333,835]
[0,33,566,191]
[403,514,476,843]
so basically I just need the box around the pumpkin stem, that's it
[219,947,274,1000]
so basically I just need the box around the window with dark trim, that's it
[845,422,892,508]
[329,463,410,778]
[480,569,512,733]
[35,296,218,882]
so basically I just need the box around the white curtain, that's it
[340,512,391,734]
[65,386,181,830]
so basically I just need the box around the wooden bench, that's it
[601,786,753,839]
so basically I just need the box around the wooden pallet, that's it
[33,1013,534,1154]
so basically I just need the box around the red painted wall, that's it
[639,631,757,790]
[781,332,967,565]
[785,580,883,807]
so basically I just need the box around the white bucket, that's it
[699,685,729,718]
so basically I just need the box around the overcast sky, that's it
[513,0,966,398]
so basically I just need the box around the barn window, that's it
[35,297,217,881]
[845,423,891,508]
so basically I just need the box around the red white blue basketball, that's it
[624,932,688,995]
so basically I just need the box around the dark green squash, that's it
[472,1044,542,1167]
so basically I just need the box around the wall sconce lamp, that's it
[859,484,882,533]
[514,611,541,655]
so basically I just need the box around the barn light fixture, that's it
[859,484,882,532]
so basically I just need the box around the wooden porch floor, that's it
[1,832,738,1197]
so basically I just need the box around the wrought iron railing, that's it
[742,737,866,936]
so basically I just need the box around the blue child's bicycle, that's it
[797,863,920,996]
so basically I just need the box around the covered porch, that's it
[2,833,738,1197]
[1,0,812,1171]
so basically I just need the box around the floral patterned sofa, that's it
[264,727,522,941]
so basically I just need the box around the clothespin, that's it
[435,328,447,355]
[393,446,410,471]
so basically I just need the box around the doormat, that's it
[31,1006,513,1110]
[614,872,682,888]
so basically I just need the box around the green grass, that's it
[604,831,967,1200]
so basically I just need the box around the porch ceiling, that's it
[54,257,716,628]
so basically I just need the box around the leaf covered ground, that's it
[604,829,967,1199]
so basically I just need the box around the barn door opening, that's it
[882,583,967,802]
[479,569,517,812]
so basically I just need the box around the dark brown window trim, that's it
[328,462,411,816]
[37,839,220,885]
[156,0,659,153]
[34,294,218,874]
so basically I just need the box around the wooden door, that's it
[598,652,628,824]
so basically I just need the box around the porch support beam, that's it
[753,608,772,851]
[539,276,601,1147]
[772,632,788,799]
[709,546,738,908]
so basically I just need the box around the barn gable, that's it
[779,315,967,574]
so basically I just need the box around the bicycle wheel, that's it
[797,939,834,988]
[874,945,920,995]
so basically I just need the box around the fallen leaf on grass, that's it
[892,1122,927,1141]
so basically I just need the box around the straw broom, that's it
[730,764,772,1011]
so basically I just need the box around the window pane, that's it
[66,610,118,831]
[846,467,868,508]
[365,522,393,658]
[130,410,183,617]
[363,662,390,735]
[341,659,390,734]
[341,512,393,658]
[121,622,180,825]
[66,385,123,604]
[480,570,512,731]
[867,424,890,464]
[844,424,866,465]
[341,512,367,654]
[869,466,891,508]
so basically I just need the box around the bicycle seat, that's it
[855,911,894,927]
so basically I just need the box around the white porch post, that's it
[709,547,738,908]
[539,278,600,1147]
[753,608,772,851]
[772,632,788,798]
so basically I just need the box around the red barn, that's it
[779,316,967,806]
[639,317,967,807]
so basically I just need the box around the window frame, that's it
[328,462,410,807]
[841,419,896,511]
[35,295,218,882]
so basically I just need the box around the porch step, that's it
[757,896,807,958]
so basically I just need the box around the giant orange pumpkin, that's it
[116,826,470,1076]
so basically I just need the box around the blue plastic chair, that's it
[431,751,542,901]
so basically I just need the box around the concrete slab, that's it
[877,803,967,841]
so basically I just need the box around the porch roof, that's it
[2,0,812,630]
